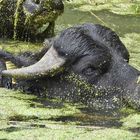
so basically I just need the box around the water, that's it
[0,2,140,139]
[56,6,140,35]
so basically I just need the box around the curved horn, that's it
[2,47,66,79]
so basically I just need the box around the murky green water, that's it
[56,7,140,35]
[0,1,140,140]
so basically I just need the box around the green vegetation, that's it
[0,39,41,54]
[0,0,140,139]
[65,0,140,15]
[0,88,140,140]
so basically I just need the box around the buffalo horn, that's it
[2,47,66,79]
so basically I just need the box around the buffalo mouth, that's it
[2,47,66,79]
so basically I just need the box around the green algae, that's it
[56,3,140,36]
[0,127,139,140]
[65,73,94,93]
[0,88,140,140]
[0,73,139,139]
[0,39,42,54]
[121,113,140,129]
[65,0,140,15]
[0,1,140,139]
[0,88,80,121]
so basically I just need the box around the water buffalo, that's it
[1,23,140,111]
[0,0,64,40]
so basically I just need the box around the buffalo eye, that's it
[82,67,95,76]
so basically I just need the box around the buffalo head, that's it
[2,23,140,111]
[0,0,64,40]
[23,0,64,26]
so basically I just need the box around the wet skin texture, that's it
[0,23,140,111]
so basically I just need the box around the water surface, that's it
[0,2,140,140]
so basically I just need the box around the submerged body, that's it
[0,23,140,111]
